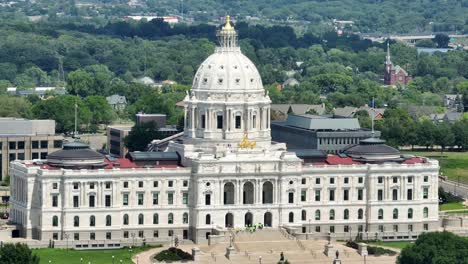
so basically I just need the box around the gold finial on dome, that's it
[222,15,233,31]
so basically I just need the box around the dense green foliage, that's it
[124,122,162,152]
[346,240,396,256]
[153,247,193,262]
[0,243,40,264]
[397,232,468,264]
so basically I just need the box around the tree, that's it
[0,243,40,264]
[83,96,115,125]
[433,34,450,48]
[0,95,32,118]
[434,123,454,154]
[354,109,371,129]
[66,69,93,97]
[397,231,468,264]
[416,119,437,149]
[124,122,162,152]
[415,39,436,48]
[452,120,468,150]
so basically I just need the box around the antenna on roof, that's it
[73,99,79,139]
[371,97,375,138]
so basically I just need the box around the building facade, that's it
[384,43,412,86]
[10,18,439,246]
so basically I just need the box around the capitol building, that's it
[9,17,439,246]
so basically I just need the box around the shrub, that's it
[439,187,464,204]
[154,247,193,262]
[345,241,396,256]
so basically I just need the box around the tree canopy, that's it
[0,243,40,264]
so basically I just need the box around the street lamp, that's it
[112,255,115,264]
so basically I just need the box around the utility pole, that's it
[74,100,78,138]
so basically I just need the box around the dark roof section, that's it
[291,149,327,159]
[47,141,107,169]
[128,152,180,162]
[343,138,400,156]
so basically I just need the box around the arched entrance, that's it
[243,182,254,204]
[224,182,235,205]
[264,212,272,227]
[245,212,253,226]
[225,213,234,228]
[262,181,273,204]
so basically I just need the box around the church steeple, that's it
[385,42,392,65]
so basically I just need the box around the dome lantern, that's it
[217,15,238,49]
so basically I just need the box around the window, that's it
[378,177,383,184]
[106,232,111,240]
[358,189,363,200]
[89,183,94,189]
[407,189,413,200]
[423,207,429,218]
[344,225,349,232]
[153,193,159,205]
[168,193,174,205]
[73,183,79,190]
[168,230,174,237]
[53,233,58,240]
[168,181,173,187]
[378,225,384,233]
[393,209,398,219]
[377,190,383,201]
[301,178,306,185]
[252,115,256,128]
[344,177,349,184]
[205,194,211,205]
[123,214,129,225]
[358,225,363,232]
[201,114,206,128]
[89,195,95,207]
[123,181,129,188]
[288,192,294,203]
[392,177,398,183]
[423,223,428,231]
[9,153,15,161]
[74,216,80,227]
[138,214,144,225]
[52,195,58,207]
[358,209,363,220]
[329,190,335,201]
[424,176,428,182]
[329,178,335,184]
[183,213,188,224]
[32,141,39,149]
[408,224,413,232]
[183,180,188,187]
[378,209,384,220]
[90,232,95,240]
[106,215,112,226]
[392,189,398,201]
[53,140,62,148]
[423,188,429,199]
[73,196,79,208]
[315,178,320,184]
[17,153,24,160]
[90,215,95,227]
[138,181,144,188]
[329,209,335,220]
[32,152,39,159]
[123,194,129,206]
[105,195,111,207]
[182,193,188,205]
[153,230,159,238]
[235,115,241,129]
[40,152,48,159]
[168,213,174,224]
[408,208,413,219]
[301,190,306,202]
[74,233,79,241]
[206,214,211,225]
[153,214,159,224]
[123,231,129,238]
[9,141,16,149]
[343,189,349,201]
[52,216,58,227]
[288,212,294,223]
[358,177,363,184]
[105,182,111,189]
[344,209,349,220]
[314,190,321,201]
[17,141,24,149]
[217,115,223,129]
[330,226,335,233]
[315,210,321,220]
[408,176,413,183]
[138,193,144,205]
[393,225,398,232]
[40,141,48,148]
[153,181,158,188]
[301,210,306,221]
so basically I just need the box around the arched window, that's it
[288,212,294,223]
[358,209,363,220]
[262,181,273,204]
[301,210,307,221]
[243,182,254,204]
[90,215,95,227]
[329,209,335,220]
[52,216,58,227]
[153,213,159,224]
[73,216,79,227]
[123,214,129,225]
[224,182,235,205]
[315,210,321,220]
[205,214,211,225]
[407,208,413,219]
[138,214,144,225]
[183,213,189,224]
[393,209,398,219]
[378,209,384,220]
[344,209,349,220]
[168,213,174,224]
[423,207,429,218]
[106,215,112,226]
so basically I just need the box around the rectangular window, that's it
[301,178,306,185]
[329,178,335,184]
[316,178,320,184]
[17,141,24,149]
[301,190,306,202]
[153,192,159,205]
[408,224,413,232]
[205,194,211,205]
[424,224,429,231]
[138,181,144,188]
[408,176,413,183]
[123,231,129,238]
[235,116,241,129]
[378,177,383,184]
[123,194,129,206]
[315,190,321,201]
[123,181,129,188]
[424,176,429,182]
[168,230,174,237]
[329,190,335,201]
[183,180,188,187]
[217,115,223,129]
[90,232,95,240]
[106,232,111,240]
[393,225,398,232]
[53,140,63,148]
[32,152,39,159]
[252,115,256,128]
[288,192,294,203]
[423,188,429,199]
[32,141,39,149]
[358,177,363,184]
[407,189,413,200]
[53,233,58,240]
[52,195,58,207]
[73,196,79,208]
[89,183,94,189]
[378,189,383,201]
[40,152,47,159]
[392,189,398,200]
[379,225,384,233]
[358,225,363,232]
[344,177,349,184]
[53,183,58,189]
[73,183,79,190]
[138,193,144,205]
[105,182,111,189]
[183,193,188,205]
[40,141,48,148]
[153,181,158,187]
[168,193,174,205]
[330,226,335,233]
[89,195,95,207]
[168,181,173,187]
[105,195,111,207]
[393,177,398,183]
[343,189,349,201]
[153,230,159,238]
[74,233,79,241]
[9,153,15,161]
[358,189,363,201]
[315,226,321,233]
[17,153,24,160]
[9,141,16,149]
[344,225,349,232]
[201,114,206,129]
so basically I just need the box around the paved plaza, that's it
[133,229,398,264]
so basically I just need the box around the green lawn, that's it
[439,202,467,211]
[402,151,468,183]
[445,210,468,215]
[34,245,159,264]
[370,241,413,249]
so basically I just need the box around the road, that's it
[439,179,468,199]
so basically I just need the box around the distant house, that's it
[384,43,412,86]
[106,94,127,112]
[282,78,299,87]
[137,76,156,86]
[7,87,66,98]
[271,104,326,121]
[443,112,463,123]
[444,94,462,109]
[334,106,386,120]
[162,80,177,86]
